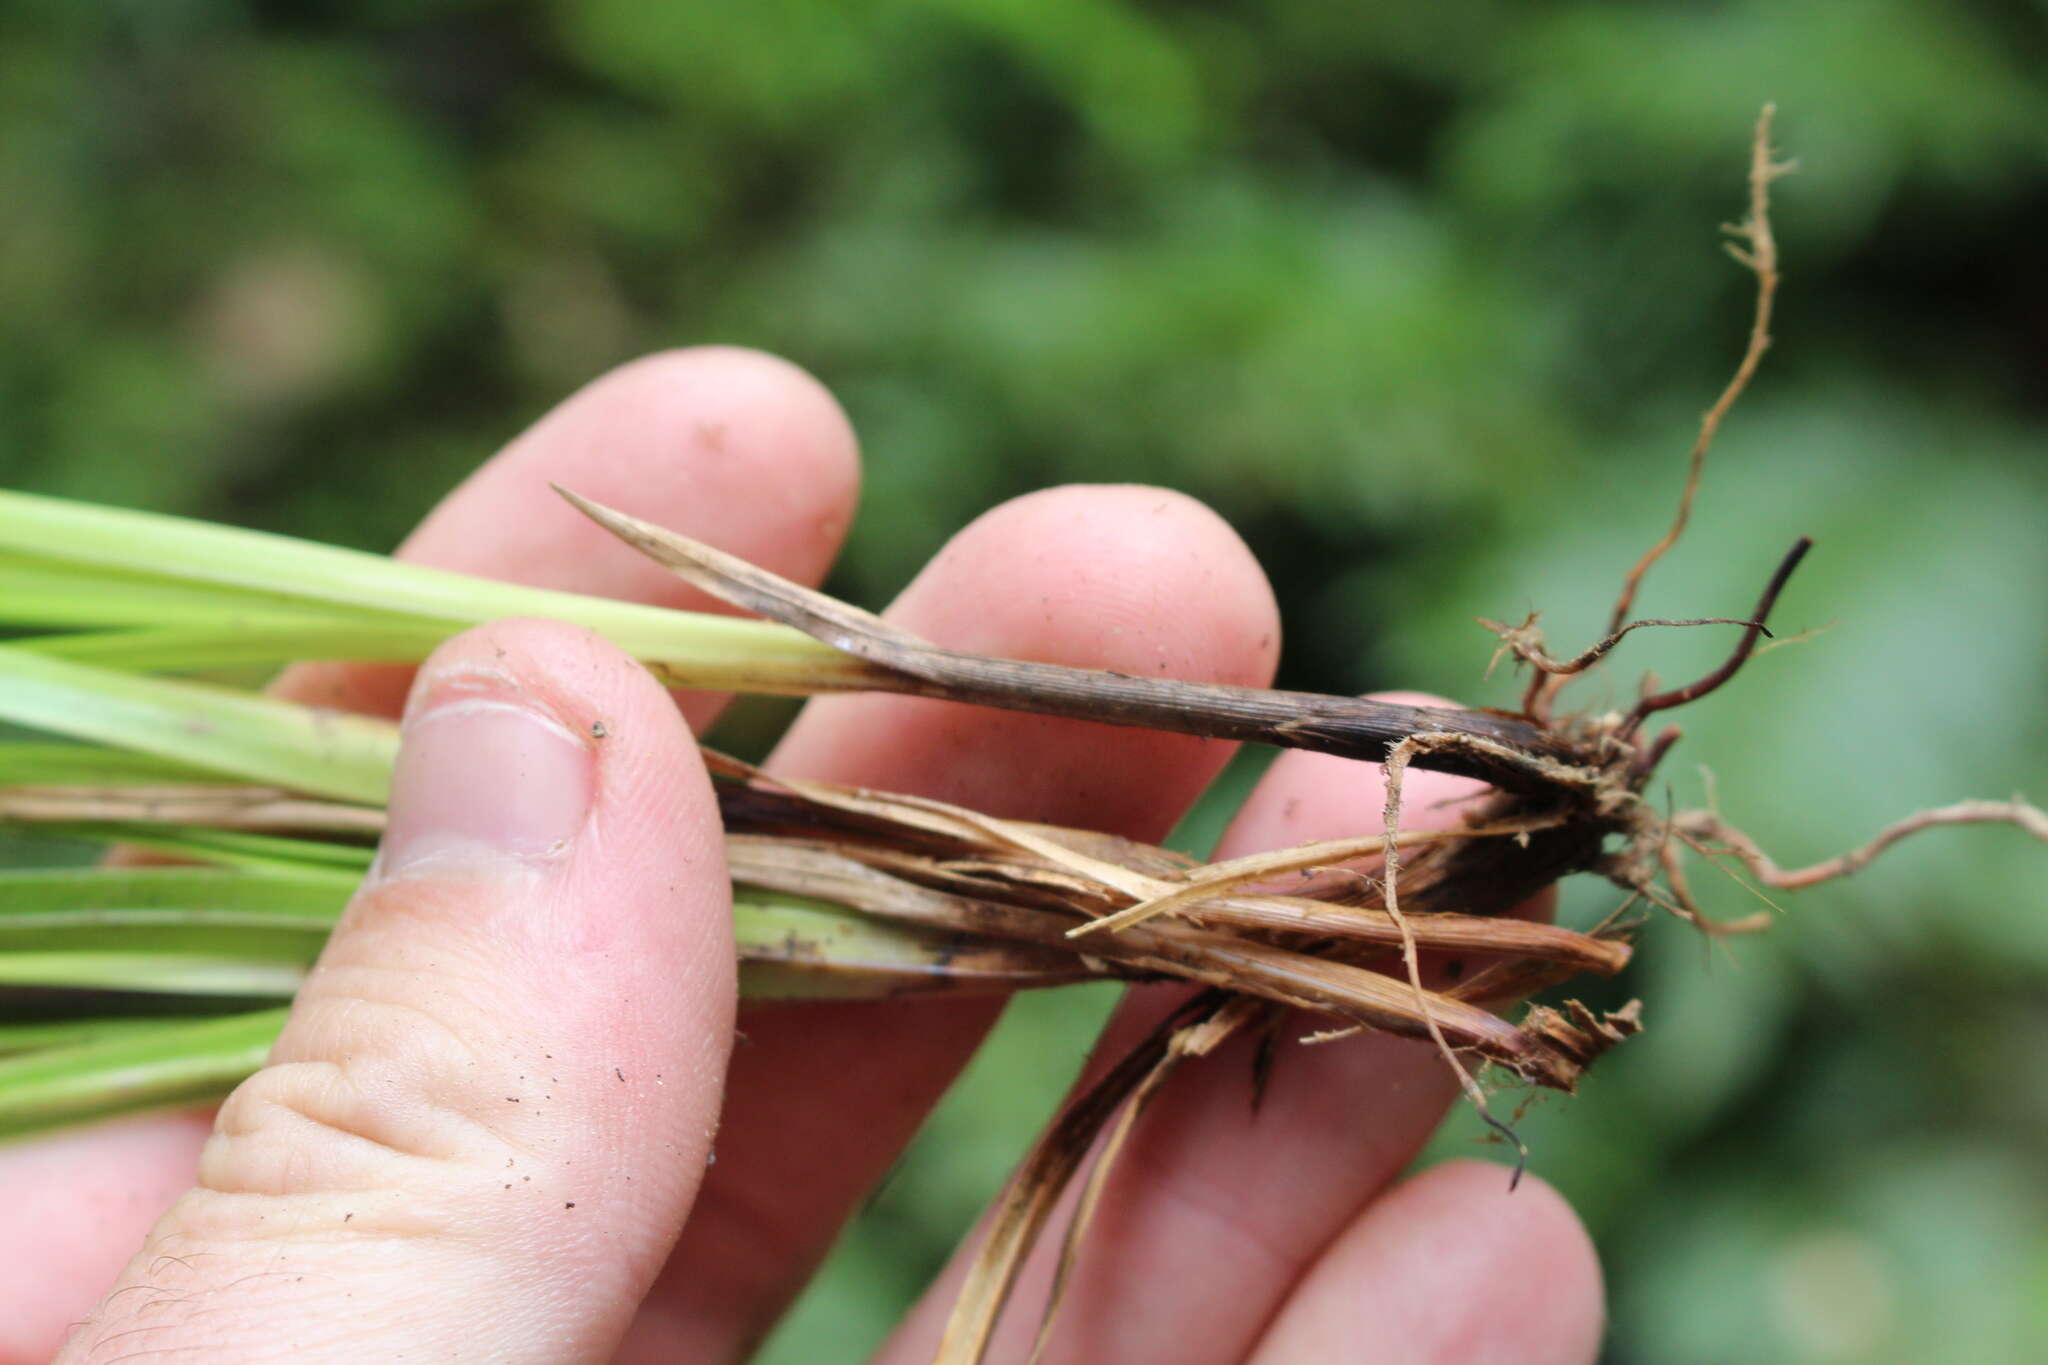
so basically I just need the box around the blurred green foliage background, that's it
[4,2,2046,1360]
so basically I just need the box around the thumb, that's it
[60,621,735,1364]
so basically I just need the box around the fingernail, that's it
[375,667,595,881]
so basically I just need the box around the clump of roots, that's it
[589,105,2040,1363]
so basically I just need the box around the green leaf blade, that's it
[0,1009,286,1138]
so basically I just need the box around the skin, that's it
[0,348,1603,1364]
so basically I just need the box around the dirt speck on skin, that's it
[565,1202,576,1209]
[591,720,608,739]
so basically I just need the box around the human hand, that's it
[1,349,1602,1363]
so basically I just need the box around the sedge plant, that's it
[1,108,2042,1363]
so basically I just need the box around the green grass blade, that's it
[0,867,348,959]
[0,1016,167,1057]
[10,823,376,874]
[0,866,352,916]
[0,1008,286,1137]
[0,490,860,689]
[0,744,228,786]
[0,952,305,995]
[0,646,397,802]
[18,621,456,673]
[0,921,329,961]
[0,553,413,629]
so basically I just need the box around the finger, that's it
[278,345,861,729]
[58,620,733,1365]
[0,1114,213,1364]
[614,485,1282,1361]
[1247,1160,1604,1364]
[880,698,1557,1364]
[0,345,861,1360]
